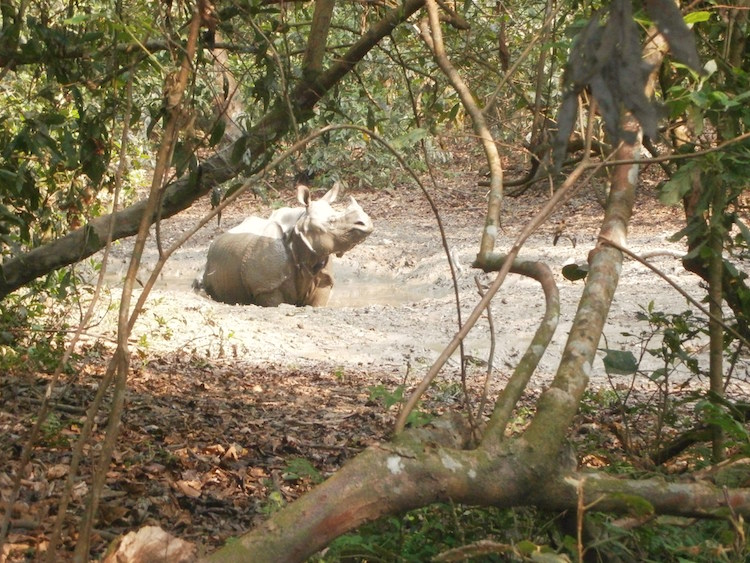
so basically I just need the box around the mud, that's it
[82,179,738,399]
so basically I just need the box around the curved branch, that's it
[206,408,750,562]
[475,256,559,445]
[522,20,672,456]
[206,414,482,563]
[418,0,503,257]
[523,119,640,457]
[395,156,592,434]
[537,470,750,520]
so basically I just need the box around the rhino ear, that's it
[322,181,340,204]
[297,185,311,207]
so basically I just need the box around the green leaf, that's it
[283,457,323,483]
[406,409,432,427]
[173,142,197,178]
[57,270,72,299]
[392,128,427,150]
[209,120,226,147]
[733,217,750,247]
[530,553,571,562]
[0,203,22,233]
[516,540,538,556]
[601,349,638,375]
[63,13,90,25]
[683,11,711,24]
[82,223,101,251]
[732,89,750,104]
[0,169,17,189]
[648,367,667,381]
[562,262,588,281]
[610,493,655,516]
[367,384,404,409]
[659,166,695,206]
[147,109,164,139]
[230,136,249,165]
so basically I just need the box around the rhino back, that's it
[267,207,305,232]
[227,216,277,235]
[238,233,293,298]
[203,220,292,305]
[203,232,253,304]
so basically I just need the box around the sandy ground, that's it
[85,177,742,398]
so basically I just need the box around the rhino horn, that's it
[297,184,311,207]
[322,181,341,203]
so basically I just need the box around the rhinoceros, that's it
[202,183,373,306]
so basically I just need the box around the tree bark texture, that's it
[0,0,427,301]
[524,119,639,455]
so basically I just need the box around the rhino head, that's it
[294,182,374,258]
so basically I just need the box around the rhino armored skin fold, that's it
[202,183,373,306]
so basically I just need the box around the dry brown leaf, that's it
[98,502,129,526]
[175,480,202,498]
[3,542,34,562]
[143,462,167,475]
[205,444,226,456]
[72,481,88,501]
[249,467,267,478]
[46,464,69,480]
[103,525,196,563]
[222,444,239,461]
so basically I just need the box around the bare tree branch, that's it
[418,0,503,257]
[206,407,750,562]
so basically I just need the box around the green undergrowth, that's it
[0,274,80,374]
[309,386,749,563]
[309,498,747,562]
[311,480,746,563]
[312,504,559,562]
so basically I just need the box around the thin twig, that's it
[5,57,134,563]
[483,5,560,117]
[395,154,593,434]
[474,277,496,423]
[419,0,503,258]
[390,38,472,424]
[72,4,205,559]
[599,237,750,350]
[478,256,559,444]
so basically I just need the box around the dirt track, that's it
[94,177,715,395]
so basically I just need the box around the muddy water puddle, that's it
[328,269,447,307]
[102,257,449,307]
